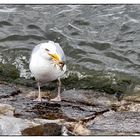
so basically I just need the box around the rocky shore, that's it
[0,83,140,135]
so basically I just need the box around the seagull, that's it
[29,41,66,102]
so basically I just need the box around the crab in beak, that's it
[49,53,65,70]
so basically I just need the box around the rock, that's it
[61,125,70,136]
[0,102,43,136]
[0,84,20,98]
[73,121,91,135]
[21,125,44,136]
[64,121,91,135]
[124,94,140,102]
[73,126,91,135]
[128,103,140,112]
[33,118,63,136]
[61,101,106,121]
[61,89,117,107]
[87,111,140,135]
[32,100,109,121]
[0,62,20,81]
[32,102,63,120]
[118,102,140,112]
[26,91,52,100]
[0,115,43,135]
[0,85,116,122]
[0,103,15,116]
[31,90,112,121]
[133,85,140,93]
[33,118,62,124]
[61,105,95,120]
[60,90,114,120]
[5,84,140,136]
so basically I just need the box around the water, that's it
[0,4,140,84]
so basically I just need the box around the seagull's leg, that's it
[50,78,61,102]
[37,81,42,100]
[33,81,42,102]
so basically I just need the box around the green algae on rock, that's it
[62,70,136,96]
[0,62,20,82]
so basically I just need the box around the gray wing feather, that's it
[55,43,66,62]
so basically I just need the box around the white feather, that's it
[29,41,66,83]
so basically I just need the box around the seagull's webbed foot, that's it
[33,97,42,102]
[33,98,48,102]
[50,95,61,102]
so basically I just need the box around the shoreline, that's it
[0,82,140,135]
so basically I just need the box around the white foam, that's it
[0,8,16,13]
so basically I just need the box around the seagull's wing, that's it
[29,43,42,63]
[32,43,42,54]
[55,43,66,62]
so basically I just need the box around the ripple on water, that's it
[0,35,45,42]
[78,41,111,51]
[0,5,140,80]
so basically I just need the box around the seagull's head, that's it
[40,41,66,69]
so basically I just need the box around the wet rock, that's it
[60,102,108,121]
[61,105,95,120]
[0,84,20,98]
[124,94,140,102]
[26,91,52,100]
[21,125,44,136]
[0,103,15,116]
[61,89,117,107]
[87,111,140,135]
[117,101,140,112]
[0,103,43,136]
[60,90,114,120]
[133,85,140,93]
[0,63,20,81]
[32,100,109,122]
[31,90,112,121]
[117,92,140,112]
[32,102,63,120]
[41,122,62,136]
[34,118,63,136]
[65,121,91,135]
[3,84,138,135]
[128,103,140,112]
[0,85,39,119]
[0,116,43,135]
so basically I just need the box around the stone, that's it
[0,84,20,98]
[87,111,140,135]
[61,105,95,120]
[33,118,63,136]
[31,90,111,121]
[64,121,91,136]
[133,85,140,93]
[26,91,51,100]
[32,102,63,120]
[124,94,140,102]
[21,125,44,136]
[73,121,91,135]
[0,116,43,135]
[60,90,114,120]
[61,89,117,107]
[4,84,140,136]
[0,103,15,116]
[122,103,140,112]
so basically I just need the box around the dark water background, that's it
[1,4,140,90]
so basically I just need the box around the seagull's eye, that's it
[45,48,49,52]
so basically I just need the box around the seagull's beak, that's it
[48,53,61,62]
